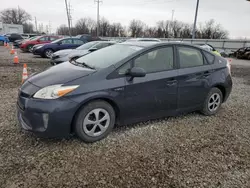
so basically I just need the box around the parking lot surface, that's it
[0,46,250,188]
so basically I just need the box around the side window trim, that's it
[201,50,215,65]
[176,45,205,69]
[107,45,176,79]
[131,45,175,74]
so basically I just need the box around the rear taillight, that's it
[226,59,232,75]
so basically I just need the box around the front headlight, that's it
[36,46,43,49]
[33,84,79,99]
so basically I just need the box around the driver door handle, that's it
[166,80,177,86]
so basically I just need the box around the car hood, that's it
[67,50,90,58]
[28,61,95,88]
[54,49,74,56]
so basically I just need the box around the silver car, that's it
[50,41,116,65]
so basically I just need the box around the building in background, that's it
[0,22,23,35]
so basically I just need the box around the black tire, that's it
[74,100,115,143]
[201,87,223,116]
[43,49,54,58]
[27,45,34,52]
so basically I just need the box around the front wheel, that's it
[201,88,223,116]
[43,49,54,58]
[74,100,116,143]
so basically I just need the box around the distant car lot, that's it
[0,46,250,187]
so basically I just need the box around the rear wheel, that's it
[201,88,223,116]
[27,45,34,52]
[74,100,115,143]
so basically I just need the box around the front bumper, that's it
[32,48,43,56]
[17,92,78,138]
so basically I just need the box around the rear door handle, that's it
[166,80,177,86]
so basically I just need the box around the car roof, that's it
[120,41,203,48]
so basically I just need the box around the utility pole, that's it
[95,0,102,37]
[65,0,71,36]
[192,0,199,39]
[171,9,175,23]
[35,17,38,33]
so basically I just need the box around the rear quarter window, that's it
[203,51,215,64]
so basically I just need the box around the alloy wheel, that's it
[45,50,53,58]
[208,93,221,112]
[83,108,110,137]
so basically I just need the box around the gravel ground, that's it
[0,46,250,188]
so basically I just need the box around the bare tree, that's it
[74,17,96,35]
[179,23,192,38]
[156,21,171,38]
[129,19,145,37]
[0,8,31,24]
[143,26,157,37]
[99,17,110,37]
[171,20,183,38]
[57,25,69,35]
[199,19,228,39]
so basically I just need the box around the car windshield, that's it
[76,44,143,69]
[76,41,99,50]
[29,36,38,40]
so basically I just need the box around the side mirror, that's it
[89,48,98,52]
[126,67,146,78]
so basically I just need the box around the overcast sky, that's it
[2,0,250,38]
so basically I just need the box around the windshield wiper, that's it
[71,59,95,70]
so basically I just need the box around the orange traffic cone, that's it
[4,42,7,47]
[13,52,19,64]
[10,45,15,55]
[22,64,28,83]
[6,43,10,49]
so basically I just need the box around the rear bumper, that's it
[17,95,78,138]
[223,75,233,103]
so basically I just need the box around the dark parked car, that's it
[17,42,232,143]
[76,34,102,42]
[4,33,23,42]
[33,37,85,58]
[13,36,40,48]
[232,47,250,59]
[50,41,116,65]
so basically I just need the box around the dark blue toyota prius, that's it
[17,42,232,142]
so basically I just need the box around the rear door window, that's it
[177,46,204,68]
[61,39,73,44]
[73,39,84,45]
